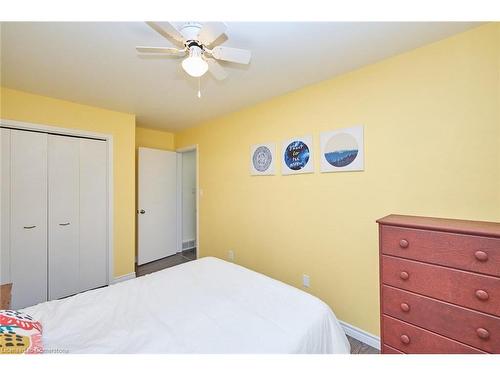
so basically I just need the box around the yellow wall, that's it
[176,23,500,335]
[0,87,136,278]
[136,126,175,151]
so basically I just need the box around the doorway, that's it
[177,146,198,261]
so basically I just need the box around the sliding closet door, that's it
[10,130,48,309]
[0,129,11,285]
[48,135,80,300]
[79,139,108,290]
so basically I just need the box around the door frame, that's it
[0,118,114,285]
[176,145,199,259]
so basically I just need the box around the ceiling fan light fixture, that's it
[139,22,251,81]
[182,46,208,77]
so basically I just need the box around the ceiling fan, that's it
[136,22,251,80]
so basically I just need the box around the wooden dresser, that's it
[377,215,500,354]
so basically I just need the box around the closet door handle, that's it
[23,225,36,229]
[59,222,70,226]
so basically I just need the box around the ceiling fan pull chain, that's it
[197,77,202,99]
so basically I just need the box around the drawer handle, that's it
[59,222,70,226]
[400,303,410,312]
[399,271,410,280]
[400,334,411,345]
[474,251,488,262]
[23,225,36,229]
[475,289,489,301]
[399,239,409,248]
[476,328,490,340]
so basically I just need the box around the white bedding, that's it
[22,257,350,354]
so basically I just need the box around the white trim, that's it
[0,119,108,140]
[111,272,136,284]
[175,145,199,260]
[339,320,381,350]
[106,136,114,284]
[176,145,197,153]
[195,146,199,259]
[0,118,114,286]
[176,153,183,253]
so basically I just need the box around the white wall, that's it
[182,150,196,244]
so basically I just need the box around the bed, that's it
[21,257,350,354]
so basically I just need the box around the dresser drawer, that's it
[382,344,404,354]
[381,225,500,277]
[382,315,484,354]
[382,285,500,352]
[382,255,500,316]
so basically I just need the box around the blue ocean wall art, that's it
[320,126,364,172]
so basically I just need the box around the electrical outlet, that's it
[302,274,310,288]
[228,250,234,262]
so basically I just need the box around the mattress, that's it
[22,257,350,354]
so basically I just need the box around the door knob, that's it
[139,209,146,214]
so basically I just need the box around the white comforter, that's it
[22,257,350,354]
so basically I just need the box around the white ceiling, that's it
[1,22,479,131]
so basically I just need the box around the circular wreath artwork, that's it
[252,145,273,172]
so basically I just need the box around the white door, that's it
[138,147,177,265]
[48,135,80,300]
[48,136,108,298]
[10,130,48,309]
[79,138,108,290]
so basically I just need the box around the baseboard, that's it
[339,320,381,350]
[112,272,136,284]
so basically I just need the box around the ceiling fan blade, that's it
[206,58,228,80]
[136,46,186,56]
[197,22,227,46]
[146,21,185,46]
[210,46,251,64]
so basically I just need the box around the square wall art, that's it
[250,143,276,175]
[281,135,314,175]
[320,126,364,172]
